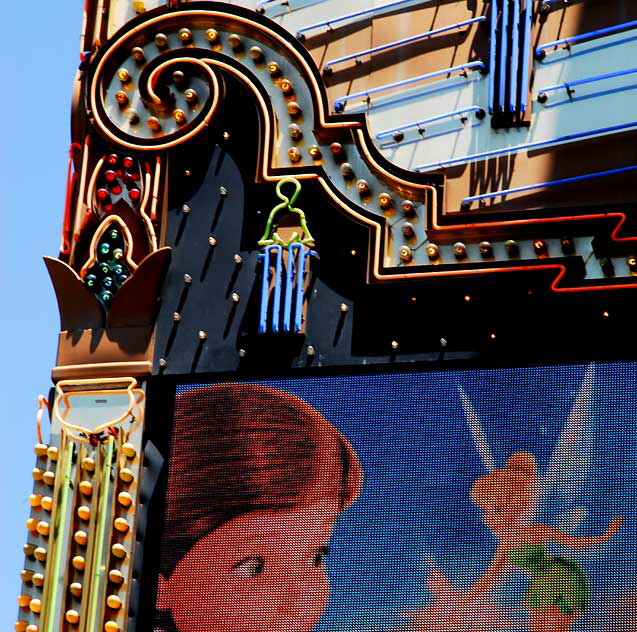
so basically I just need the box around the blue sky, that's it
[0,2,82,626]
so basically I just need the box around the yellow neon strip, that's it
[41,439,74,632]
[85,436,115,632]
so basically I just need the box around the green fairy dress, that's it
[507,544,589,615]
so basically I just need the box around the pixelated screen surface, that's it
[153,364,636,631]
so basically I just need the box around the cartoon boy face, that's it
[158,500,340,632]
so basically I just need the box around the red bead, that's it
[123,157,134,169]
[105,170,116,182]
[96,188,110,200]
[110,184,123,195]
[128,188,141,202]
[103,203,113,212]
[115,170,124,178]
[107,154,119,165]
[129,172,140,181]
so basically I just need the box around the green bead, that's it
[85,274,97,288]
[102,276,114,288]
[100,243,111,255]
[118,273,129,283]
[101,291,113,303]
[99,263,110,276]
[113,248,124,260]
[113,264,124,275]
[109,229,119,240]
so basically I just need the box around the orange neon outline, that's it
[53,377,145,444]
[86,9,637,294]
[79,214,139,280]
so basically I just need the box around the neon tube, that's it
[284,244,301,333]
[376,106,485,140]
[519,0,533,111]
[488,0,497,114]
[297,0,431,38]
[536,20,637,59]
[334,61,486,111]
[509,0,520,112]
[41,441,74,632]
[538,67,637,101]
[461,165,637,208]
[257,252,269,334]
[415,121,637,171]
[324,17,486,71]
[85,437,115,632]
[498,0,509,112]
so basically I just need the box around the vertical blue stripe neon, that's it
[488,0,498,114]
[270,245,283,333]
[509,0,520,112]
[519,0,533,112]
[284,244,301,333]
[499,0,509,112]
[257,252,268,334]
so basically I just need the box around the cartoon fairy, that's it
[405,365,622,632]
[466,450,621,632]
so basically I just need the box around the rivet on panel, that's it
[29,599,42,614]
[65,610,80,625]
[81,457,95,472]
[111,543,127,559]
[399,246,412,262]
[178,28,192,43]
[131,47,145,61]
[72,556,85,571]
[228,34,242,50]
[108,569,124,584]
[74,531,88,546]
[36,521,49,537]
[198,330,208,341]
[69,582,82,597]
[77,506,91,521]
[32,468,43,481]
[205,29,219,43]
[249,46,263,61]
[46,446,58,461]
[118,491,133,507]
[34,444,48,457]
[119,468,134,483]
[32,573,44,587]
[122,443,137,458]
[33,546,46,562]
[308,145,322,160]
[288,147,301,162]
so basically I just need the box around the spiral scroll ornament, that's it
[88,15,233,150]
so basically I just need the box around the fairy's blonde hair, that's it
[470,451,537,510]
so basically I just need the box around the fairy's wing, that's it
[458,385,496,472]
[537,364,595,530]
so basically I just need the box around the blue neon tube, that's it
[536,20,637,58]
[498,0,509,112]
[297,0,429,38]
[509,0,520,112]
[333,61,485,111]
[538,67,637,100]
[324,17,486,70]
[488,0,498,114]
[461,166,637,207]
[414,121,637,171]
[376,106,484,140]
[519,0,533,111]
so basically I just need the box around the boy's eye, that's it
[311,546,330,568]
[232,556,265,578]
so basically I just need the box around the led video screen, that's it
[152,364,636,632]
